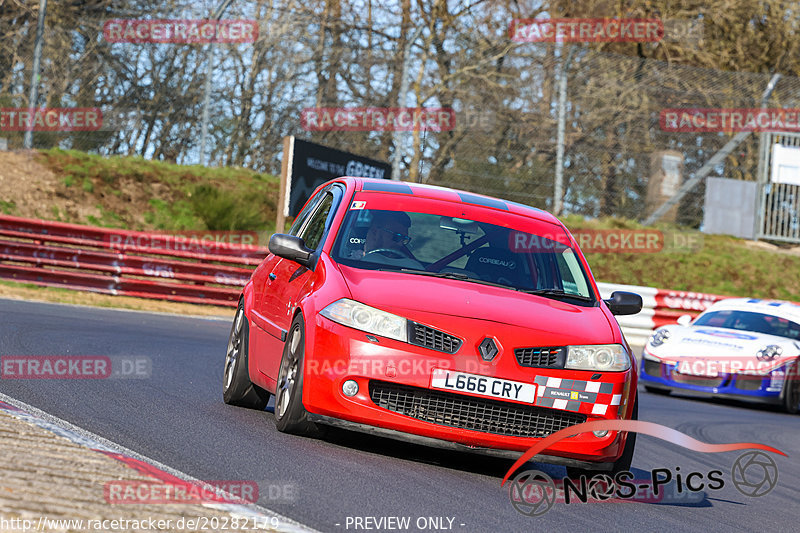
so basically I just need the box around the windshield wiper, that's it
[376,268,515,289]
[520,288,594,302]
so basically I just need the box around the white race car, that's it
[640,298,800,413]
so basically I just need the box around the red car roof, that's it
[342,177,560,225]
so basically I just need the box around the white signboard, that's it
[771,143,800,186]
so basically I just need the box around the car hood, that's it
[337,265,614,341]
[645,325,800,366]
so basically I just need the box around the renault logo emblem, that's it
[479,338,499,361]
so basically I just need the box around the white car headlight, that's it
[320,298,408,342]
[649,329,671,347]
[565,344,630,372]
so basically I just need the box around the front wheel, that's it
[782,360,800,414]
[274,314,320,435]
[223,302,270,409]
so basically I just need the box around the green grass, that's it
[38,148,279,232]
[0,200,15,215]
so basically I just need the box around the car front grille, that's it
[408,323,462,354]
[643,359,663,377]
[671,372,726,388]
[515,347,566,368]
[369,380,586,438]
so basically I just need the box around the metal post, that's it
[553,45,574,216]
[24,0,48,149]
[391,25,423,181]
[199,0,235,165]
[644,73,781,226]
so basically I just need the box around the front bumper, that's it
[639,355,786,404]
[302,315,635,465]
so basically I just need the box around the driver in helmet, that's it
[352,210,413,259]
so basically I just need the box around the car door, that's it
[249,190,326,387]
[257,185,341,381]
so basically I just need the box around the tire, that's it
[644,385,670,395]
[566,396,638,479]
[782,359,800,414]
[223,302,270,409]
[274,313,320,435]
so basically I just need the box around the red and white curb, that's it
[0,391,317,533]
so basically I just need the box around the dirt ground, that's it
[0,150,98,222]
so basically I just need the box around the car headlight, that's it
[756,344,783,361]
[320,298,408,342]
[649,329,671,347]
[565,344,630,372]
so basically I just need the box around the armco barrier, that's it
[597,282,729,346]
[0,215,268,307]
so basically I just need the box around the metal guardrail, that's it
[0,215,267,307]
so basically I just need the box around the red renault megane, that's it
[223,177,642,475]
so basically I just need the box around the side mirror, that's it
[676,314,692,327]
[268,234,315,268]
[604,291,643,316]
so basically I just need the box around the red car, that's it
[223,177,642,476]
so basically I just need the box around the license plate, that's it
[430,369,536,403]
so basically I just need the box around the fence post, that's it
[553,45,574,216]
[390,25,423,181]
[24,0,48,149]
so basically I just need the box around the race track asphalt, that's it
[1,298,796,532]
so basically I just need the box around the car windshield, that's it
[331,207,595,303]
[693,310,800,341]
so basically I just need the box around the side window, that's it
[289,192,323,236]
[556,248,590,297]
[298,193,334,250]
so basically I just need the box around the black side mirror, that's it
[604,291,642,316]
[268,234,315,268]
